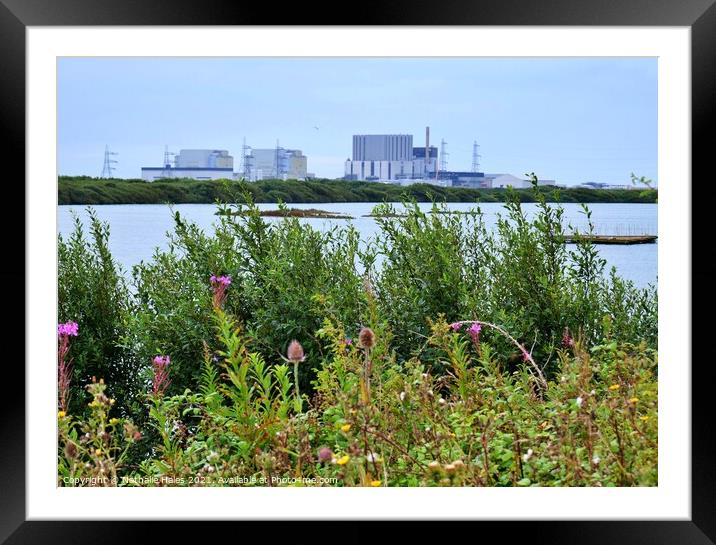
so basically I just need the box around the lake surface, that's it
[58,202,658,288]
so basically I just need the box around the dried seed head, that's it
[64,441,78,459]
[358,327,375,350]
[287,340,305,363]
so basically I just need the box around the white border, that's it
[27,26,690,520]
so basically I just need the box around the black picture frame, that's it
[2,1,712,543]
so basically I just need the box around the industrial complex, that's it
[132,128,645,189]
[140,144,312,182]
[344,127,556,189]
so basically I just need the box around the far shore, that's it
[58,176,658,206]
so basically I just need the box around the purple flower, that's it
[57,322,78,412]
[317,447,333,463]
[468,323,482,337]
[450,322,462,332]
[152,355,170,367]
[151,355,171,397]
[57,321,79,337]
[210,274,232,286]
[210,274,232,308]
[562,327,574,348]
[521,347,531,362]
[344,338,352,346]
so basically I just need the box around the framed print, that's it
[2,0,714,543]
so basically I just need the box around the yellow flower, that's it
[609,384,620,391]
[336,455,350,465]
[109,399,116,405]
[95,448,102,456]
[370,480,381,487]
[57,411,66,418]
[639,415,650,422]
[628,397,639,404]
[340,424,351,433]
[109,418,120,425]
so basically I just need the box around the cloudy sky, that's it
[58,57,657,185]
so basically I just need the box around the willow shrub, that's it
[129,199,367,398]
[58,210,142,419]
[368,179,656,378]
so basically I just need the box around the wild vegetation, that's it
[57,181,657,487]
[58,175,658,205]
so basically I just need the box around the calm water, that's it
[58,202,658,288]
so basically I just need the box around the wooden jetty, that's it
[564,234,657,245]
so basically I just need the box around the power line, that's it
[100,145,118,178]
[472,141,482,173]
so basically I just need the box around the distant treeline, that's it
[58,176,658,205]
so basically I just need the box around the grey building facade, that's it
[353,134,413,161]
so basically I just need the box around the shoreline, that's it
[58,176,658,206]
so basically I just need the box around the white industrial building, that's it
[489,174,557,189]
[248,148,308,181]
[175,149,233,169]
[345,130,438,182]
[140,147,312,182]
[345,157,438,182]
[141,149,235,181]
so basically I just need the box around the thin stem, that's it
[452,320,548,391]
[293,360,301,413]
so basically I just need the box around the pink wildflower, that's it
[450,322,462,332]
[521,346,531,362]
[562,327,575,348]
[468,322,482,339]
[210,274,232,308]
[57,321,79,337]
[152,355,171,398]
[153,355,170,366]
[57,321,78,412]
[210,275,232,286]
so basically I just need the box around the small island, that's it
[217,208,354,219]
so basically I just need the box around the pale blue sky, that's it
[58,57,657,185]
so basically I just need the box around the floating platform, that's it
[564,234,657,245]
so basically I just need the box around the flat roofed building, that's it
[353,135,413,161]
[250,148,308,180]
[175,149,234,169]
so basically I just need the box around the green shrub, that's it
[58,209,142,419]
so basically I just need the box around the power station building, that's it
[141,146,311,182]
[141,149,234,181]
[343,130,557,188]
[248,148,308,181]
[345,131,439,182]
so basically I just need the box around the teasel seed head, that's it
[287,340,305,363]
[64,441,78,459]
[358,327,375,350]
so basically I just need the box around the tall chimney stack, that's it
[425,126,430,177]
